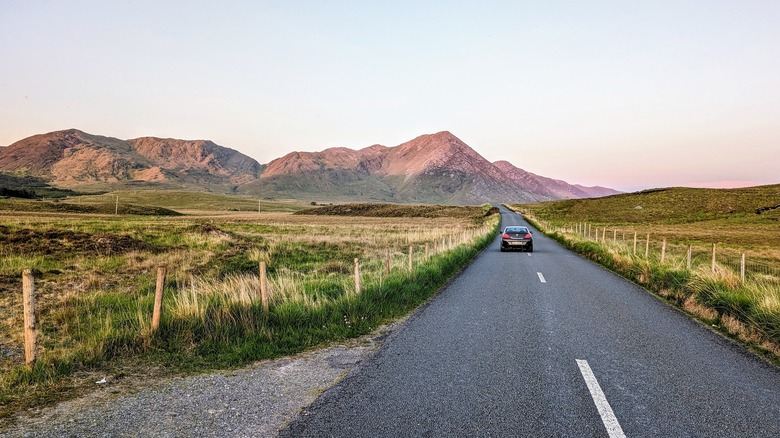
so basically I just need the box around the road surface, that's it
[282,207,780,437]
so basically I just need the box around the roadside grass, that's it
[535,222,780,360]
[509,186,780,362]
[0,203,499,421]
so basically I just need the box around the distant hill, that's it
[0,129,620,204]
[0,129,262,191]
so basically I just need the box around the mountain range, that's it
[0,129,619,204]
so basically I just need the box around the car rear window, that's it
[506,227,529,233]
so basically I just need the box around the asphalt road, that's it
[282,207,780,437]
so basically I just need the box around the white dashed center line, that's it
[537,272,546,283]
[576,359,626,438]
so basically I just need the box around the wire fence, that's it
[528,217,780,282]
[517,212,780,352]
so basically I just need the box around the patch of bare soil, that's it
[188,223,232,238]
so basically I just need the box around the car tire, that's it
[528,245,533,253]
[500,246,506,252]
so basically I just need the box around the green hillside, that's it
[516,184,780,225]
[513,184,780,249]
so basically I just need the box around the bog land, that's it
[0,193,499,422]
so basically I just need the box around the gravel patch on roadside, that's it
[3,326,395,438]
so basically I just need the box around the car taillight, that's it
[524,234,532,239]
[502,233,510,238]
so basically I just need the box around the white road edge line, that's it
[576,359,626,438]
[537,272,546,283]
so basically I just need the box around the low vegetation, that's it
[0,173,80,199]
[0,198,181,216]
[296,202,499,218]
[511,184,780,361]
[59,190,308,213]
[0,197,499,421]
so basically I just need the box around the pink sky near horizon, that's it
[674,181,774,190]
[1,1,779,193]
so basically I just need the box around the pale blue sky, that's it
[2,1,779,191]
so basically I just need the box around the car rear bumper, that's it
[501,239,531,248]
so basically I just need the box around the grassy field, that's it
[64,190,309,213]
[511,184,780,361]
[0,195,499,422]
[515,185,780,267]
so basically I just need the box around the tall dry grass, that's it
[0,208,499,419]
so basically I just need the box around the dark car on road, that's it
[500,226,533,252]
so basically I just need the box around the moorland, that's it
[0,192,499,421]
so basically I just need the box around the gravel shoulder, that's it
[3,323,398,438]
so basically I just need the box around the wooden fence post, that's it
[408,246,413,271]
[613,229,617,242]
[740,253,746,282]
[660,238,667,264]
[633,232,637,255]
[601,228,606,242]
[152,266,166,331]
[259,261,269,311]
[687,245,692,270]
[711,244,717,272]
[22,269,37,369]
[115,196,119,215]
[354,258,361,294]
[645,234,650,258]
